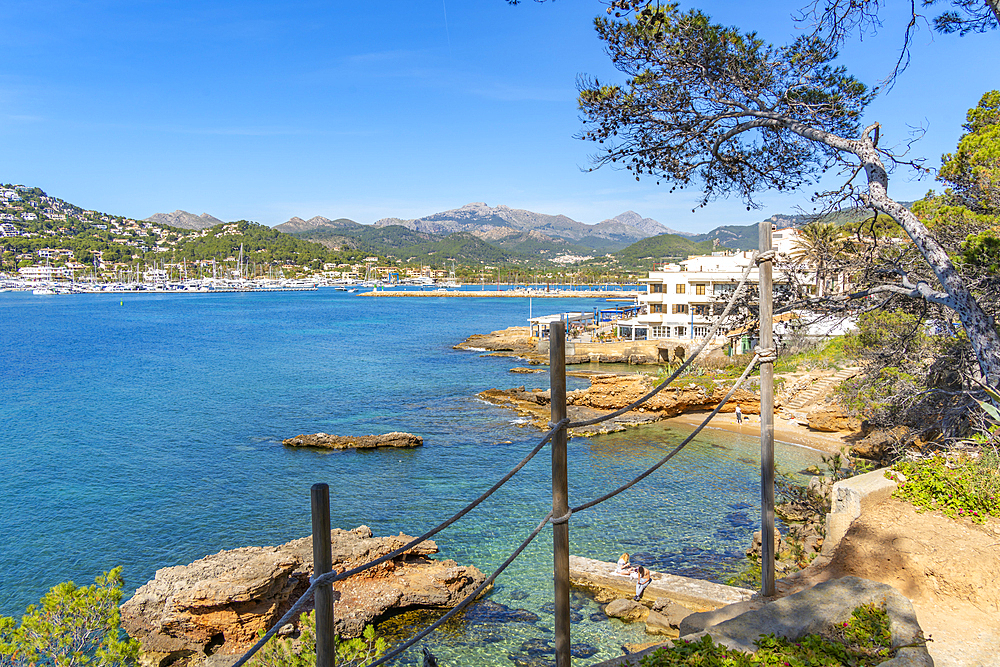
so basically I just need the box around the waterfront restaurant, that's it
[528,312,594,340]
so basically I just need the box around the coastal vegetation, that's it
[892,452,1000,523]
[0,567,140,667]
[639,603,895,667]
[248,614,385,667]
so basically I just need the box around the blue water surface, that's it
[0,289,821,665]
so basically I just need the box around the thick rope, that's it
[755,249,777,264]
[231,419,569,667]
[571,352,763,514]
[550,510,572,525]
[363,512,554,667]
[567,253,761,429]
[753,346,778,363]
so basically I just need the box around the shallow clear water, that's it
[0,289,821,665]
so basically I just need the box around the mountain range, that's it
[145,210,224,230]
[146,201,878,260]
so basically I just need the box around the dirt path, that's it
[782,498,1000,667]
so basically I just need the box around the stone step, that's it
[784,368,859,409]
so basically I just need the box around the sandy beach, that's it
[663,410,854,455]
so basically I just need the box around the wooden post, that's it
[311,483,334,667]
[758,223,776,597]
[549,321,571,667]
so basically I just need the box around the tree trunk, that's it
[775,116,1000,387]
[858,140,1000,388]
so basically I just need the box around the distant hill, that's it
[690,209,881,251]
[274,216,362,233]
[292,224,437,253]
[612,233,715,265]
[145,210,224,230]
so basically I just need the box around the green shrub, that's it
[248,612,386,667]
[892,451,1000,523]
[639,603,895,666]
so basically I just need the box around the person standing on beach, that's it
[735,405,743,425]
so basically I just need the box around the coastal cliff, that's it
[120,526,485,664]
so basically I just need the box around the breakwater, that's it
[363,289,641,298]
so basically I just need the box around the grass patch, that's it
[640,603,895,666]
[891,451,1000,523]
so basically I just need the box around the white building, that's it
[619,227,813,346]
[625,252,761,343]
[19,265,73,281]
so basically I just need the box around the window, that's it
[675,284,686,294]
[651,326,669,338]
[693,325,710,338]
[672,304,689,314]
[651,303,663,313]
[695,284,706,295]
[649,283,664,293]
[714,283,736,295]
[693,304,710,317]
[674,326,687,338]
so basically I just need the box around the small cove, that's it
[0,289,823,665]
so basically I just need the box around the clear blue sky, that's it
[1,1,995,232]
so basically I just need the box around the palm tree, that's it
[789,221,846,297]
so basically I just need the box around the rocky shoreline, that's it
[120,526,485,665]
[478,373,761,438]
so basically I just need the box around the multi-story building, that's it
[617,227,811,346]
[18,265,73,281]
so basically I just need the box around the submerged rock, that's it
[282,431,423,449]
[460,599,540,625]
[121,526,484,661]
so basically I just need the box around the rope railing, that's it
[364,511,554,667]
[572,350,764,514]
[233,250,774,667]
[231,418,569,667]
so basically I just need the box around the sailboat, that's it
[440,260,461,289]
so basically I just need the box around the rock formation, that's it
[121,526,485,663]
[479,374,760,435]
[453,326,545,364]
[282,432,423,450]
[805,405,860,432]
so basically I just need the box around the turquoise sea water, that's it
[0,289,821,665]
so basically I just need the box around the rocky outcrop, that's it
[806,405,860,433]
[605,598,650,622]
[479,374,760,435]
[850,425,910,460]
[454,326,545,363]
[121,526,485,662]
[282,432,422,450]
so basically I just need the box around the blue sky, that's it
[1,1,995,232]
